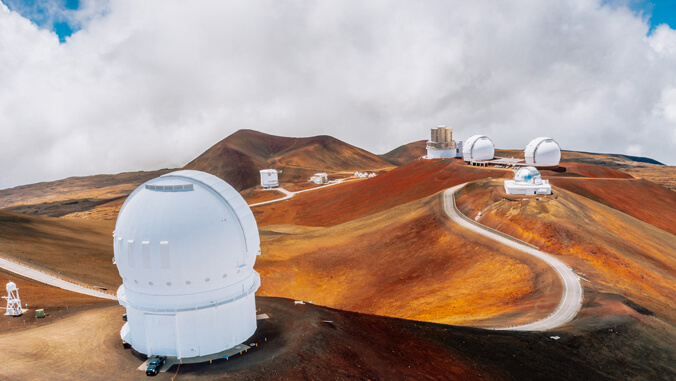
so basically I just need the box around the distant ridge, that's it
[184,129,392,190]
[379,140,426,166]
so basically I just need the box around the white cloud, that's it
[0,0,675,189]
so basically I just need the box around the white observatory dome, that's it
[114,170,260,359]
[514,166,543,184]
[462,135,495,161]
[524,137,561,167]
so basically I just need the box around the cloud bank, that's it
[0,0,675,189]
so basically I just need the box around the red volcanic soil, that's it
[0,297,673,380]
[257,194,560,327]
[184,129,393,190]
[379,139,427,165]
[456,180,676,323]
[254,159,513,227]
[549,178,676,235]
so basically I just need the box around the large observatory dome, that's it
[114,170,260,359]
[524,137,561,167]
[462,135,495,161]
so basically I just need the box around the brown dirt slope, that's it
[379,139,427,165]
[184,129,393,190]
[254,159,513,227]
[0,297,673,380]
[456,180,676,323]
[497,148,674,189]
[0,211,119,290]
[550,178,676,235]
[257,193,560,327]
[0,169,173,218]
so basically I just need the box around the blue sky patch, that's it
[3,0,80,42]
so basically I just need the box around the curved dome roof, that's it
[113,170,260,306]
[524,137,561,167]
[514,166,543,184]
[462,135,494,161]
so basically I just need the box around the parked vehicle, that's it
[145,356,166,376]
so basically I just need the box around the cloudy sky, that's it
[1,0,675,189]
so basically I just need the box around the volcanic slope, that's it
[253,158,513,227]
[1,297,674,381]
[549,177,676,235]
[496,148,675,189]
[256,193,561,327]
[0,211,119,290]
[379,139,427,165]
[184,129,393,190]
[0,169,173,219]
[455,179,676,323]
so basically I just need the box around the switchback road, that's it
[443,183,583,331]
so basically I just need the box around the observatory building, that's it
[310,172,328,184]
[114,170,261,359]
[260,169,279,188]
[504,166,552,195]
[525,137,561,167]
[426,126,462,158]
[462,135,495,162]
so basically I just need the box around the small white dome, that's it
[462,135,495,161]
[525,137,561,167]
[6,282,17,292]
[514,166,543,184]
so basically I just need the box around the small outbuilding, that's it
[260,169,279,188]
[310,173,328,184]
[504,166,552,195]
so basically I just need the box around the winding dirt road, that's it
[443,184,583,331]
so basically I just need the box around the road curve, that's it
[0,255,117,300]
[443,183,583,331]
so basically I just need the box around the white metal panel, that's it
[160,241,170,270]
[142,241,151,269]
[144,314,177,356]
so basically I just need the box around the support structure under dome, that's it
[114,170,261,360]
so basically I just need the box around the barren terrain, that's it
[0,131,674,379]
[0,296,673,380]
[456,180,676,323]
